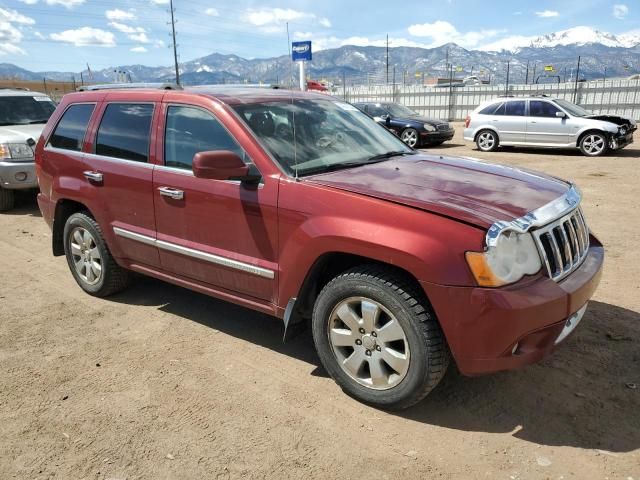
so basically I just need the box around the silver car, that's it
[463,96,636,157]
[0,89,56,211]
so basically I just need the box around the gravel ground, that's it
[0,124,638,479]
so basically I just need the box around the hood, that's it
[0,124,46,144]
[586,115,636,128]
[403,115,447,126]
[306,153,570,228]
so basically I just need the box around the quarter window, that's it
[164,106,244,170]
[479,103,502,115]
[505,101,526,116]
[49,104,95,151]
[529,100,561,118]
[96,103,154,162]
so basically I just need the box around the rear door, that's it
[82,99,160,267]
[493,100,527,143]
[152,101,279,302]
[526,100,570,145]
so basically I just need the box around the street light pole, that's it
[169,0,180,85]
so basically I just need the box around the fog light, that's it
[14,172,27,182]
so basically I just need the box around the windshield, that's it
[233,99,412,177]
[385,103,418,117]
[553,99,591,117]
[0,96,57,126]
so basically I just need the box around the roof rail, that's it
[0,87,30,91]
[497,95,515,98]
[530,93,551,97]
[188,83,282,90]
[77,82,182,92]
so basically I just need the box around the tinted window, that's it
[529,100,561,118]
[49,104,95,151]
[493,103,506,116]
[96,103,154,162]
[0,96,56,126]
[505,101,526,116]
[164,106,244,170]
[480,103,501,115]
[368,105,388,117]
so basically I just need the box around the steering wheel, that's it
[316,133,346,149]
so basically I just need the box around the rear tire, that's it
[475,129,499,152]
[312,265,450,410]
[0,187,15,212]
[579,132,609,157]
[63,212,131,297]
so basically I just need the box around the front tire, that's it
[0,187,15,212]
[579,132,608,156]
[312,265,449,410]
[63,212,131,297]
[475,129,499,152]
[400,128,419,148]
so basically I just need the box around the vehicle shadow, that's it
[399,300,640,453]
[421,143,466,150]
[2,191,41,217]
[463,146,639,158]
[110,278,639,452]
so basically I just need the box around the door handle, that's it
[83,171,103,183]
[158,186,184,200]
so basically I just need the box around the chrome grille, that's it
[531,207,590,281]
[437,123,450,131]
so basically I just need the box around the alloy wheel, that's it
[69,227,103,285]
[582,134,606,155]
[327,296,410,390]
[478,132,495,151]
[401,129,418,148]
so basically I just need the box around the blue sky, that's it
[0,0,638,72]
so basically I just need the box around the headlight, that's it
[465,230,542,287]
[0,143,34,160]
[423,124,436,132]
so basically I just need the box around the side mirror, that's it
[192,150,251,181]
[384,115,391,126]
[555,111,567,118]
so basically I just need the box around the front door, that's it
[152,103,278,302]
[526,100,570,145]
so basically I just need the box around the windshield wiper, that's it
[366,150,417,161]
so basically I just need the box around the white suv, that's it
[0,89,56,211]
[463,96,636,157]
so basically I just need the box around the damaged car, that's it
[463,96,636,156]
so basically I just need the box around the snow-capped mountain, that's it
[528,26,640,49]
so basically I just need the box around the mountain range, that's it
[1,26,639,86]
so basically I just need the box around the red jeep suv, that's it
[35,86,604,409]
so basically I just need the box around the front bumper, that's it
[422,236,604,376]
[420,128,455,144]
[610,131,634,150]
[0,160,37,190]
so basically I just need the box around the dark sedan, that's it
[354,102,455,148]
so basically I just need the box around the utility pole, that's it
[169,0,180,85]
[525,60,529,84]
[505,60,510,95]
[603,66,607,82]
[385,36,390,84]
[573,55,581,103]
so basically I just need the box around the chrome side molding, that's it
[113,227,275,279]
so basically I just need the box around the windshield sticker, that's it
[335,102,359,111]
[34,96,52,102]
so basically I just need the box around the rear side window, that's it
[49,104,95,151]
[96,103,154,162]
[164,105,244,170]
[505,101,526,116]
[479,103,501,115]
[529,100,561,118]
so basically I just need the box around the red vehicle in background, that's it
[307,80,328,92]
[35,86,603,409]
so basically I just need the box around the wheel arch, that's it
[52,198,94,256]
[576,128,609,148]
[474,127,499,143]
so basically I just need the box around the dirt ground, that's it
[1,124,638,480]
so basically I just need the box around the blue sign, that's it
[292,41,312,62]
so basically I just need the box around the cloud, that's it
[0,42,26,55]
[0,7,36,25]
[128,32,150,43]
[50,27,116,47]
[536,10,559,18]
[18,0,39,4]
[109,22,145,34]
[478,35,538,51]
[319,18,331,28]
[18,0,84,6]
[130,46,147,53]
[613,4,628,19]
[205,8,219,16]
[106,9,136,21]
[150,0,169,4]
[407,20,502,48]
[243,8,331,33]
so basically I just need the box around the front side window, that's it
[368,104,388,117]
[0,95,56,127]
[385,104,418,117]
[505,101,526,116]
[233,99,412,177]
[96,103,154,162]
[49,103,95,151]
[529,101,561,118]
[164,105,244,170]
[553,99,591,117]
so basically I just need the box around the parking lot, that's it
[0,124,638,480]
